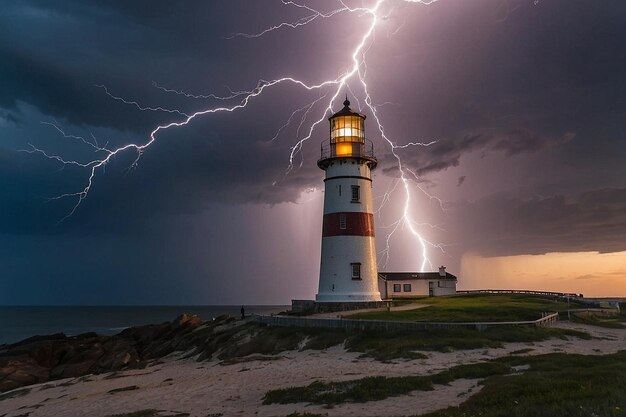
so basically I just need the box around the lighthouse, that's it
[315,98,382,302]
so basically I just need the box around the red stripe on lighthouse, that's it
[322,212,375,237]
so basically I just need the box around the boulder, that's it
[0,313,244,393]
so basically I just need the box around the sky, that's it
[1,0,625,305]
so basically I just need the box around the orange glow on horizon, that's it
[460,251,626,297]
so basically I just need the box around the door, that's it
[428,281,434,297]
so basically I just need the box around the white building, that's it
[378,266,457,298]
[315,98,381,302]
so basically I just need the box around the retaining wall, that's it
[254,312,559,332]
[291,300,389,314]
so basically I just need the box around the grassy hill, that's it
[347,293,588,322]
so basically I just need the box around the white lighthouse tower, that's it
[316,98,381,302]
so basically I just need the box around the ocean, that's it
[0,305,289,345]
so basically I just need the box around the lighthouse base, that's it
[291,299,388,314]
[315,291,382,302]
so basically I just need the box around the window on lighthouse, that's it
[351,263,361,280]
[351,185,360,202]
[339,213,347,229]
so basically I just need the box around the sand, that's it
[2,322,625,417]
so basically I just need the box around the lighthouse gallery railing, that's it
[318,138,375,161]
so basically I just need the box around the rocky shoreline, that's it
[0,314,229,393]
[2,313,626,416]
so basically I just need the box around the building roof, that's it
[329,97,366,120]
[378,272,458,281]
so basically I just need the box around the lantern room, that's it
[330,98,365,157]
[318,97,376,169]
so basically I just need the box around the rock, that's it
[0,313,248,393]
[173,314,203,328]
[75,332,99,339]
[7,333,67,348]
[50,361,94,380]
[0,357,49,389]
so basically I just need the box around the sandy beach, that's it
[2,321,624,417]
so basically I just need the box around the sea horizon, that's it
[0,305,289,345]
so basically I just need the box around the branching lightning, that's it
[28,0,450,271]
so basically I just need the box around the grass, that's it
[174,294,591,363]
[0,387,31,401]
[263,361,513,405]
[106,411,158,417]
[344,326,589,360]
[264,350,626,417]
[106,411,191,417]
[107,385,139,394]
[347,294,586,322]
[211,319,590,362]
[422,350,626,417]
[572,315,625,329]
[509,348,534,355]
[216,322,589,362]
[570,305,626,329]
[216,326,345,360]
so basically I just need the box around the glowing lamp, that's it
[329,98,366,157]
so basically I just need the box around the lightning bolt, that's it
[27,0,449,271]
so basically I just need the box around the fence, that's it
[253,312,559,332]
[457,289,581,298]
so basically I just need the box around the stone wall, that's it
[291,299,389,314]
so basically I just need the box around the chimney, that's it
[438,266,446,277]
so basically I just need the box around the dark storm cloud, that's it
[1,0,625,305]
[371,0,626,189]
[0,1,316,131]
[0,5,163,131]
[380,129,574,177]
[0,109,21,126]
[0,0,340,236]
[0,114,321,235]
[449,187,626,257]
[492,129,576,157]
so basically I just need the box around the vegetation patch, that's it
[263,361,512,405]
[107,385,139,394]
[216,321,589,362]
[217,326,343,360]
[105,411,190,417]
[344,326,588,360]
[571,307,626,329]
[217,322,588,362]
[106,410,158,417]
[0,387,31,401]
[300,329,347,351]
[219,355,285,365]
[347,294,587,322]
[265,350,626,414]
[509,348,534,355]
[422,350,626,417]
